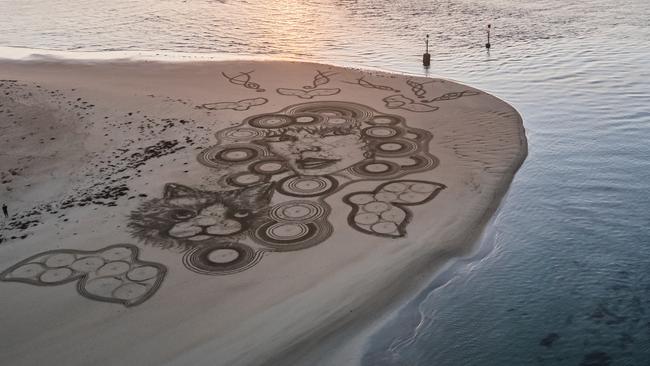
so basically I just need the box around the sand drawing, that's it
[276,88,341,99]
[406,78,440,99]
[198,101,438,183]
[127,101,444,275]
[197,97,268,111]
[129,183,274,250]
[420,90,480,103]
[343,180,446,238]
[342,76,400,92]
[222,70,266,92]
[129,182,332,274]
[250,200,333,252]
[303,70,336,89]
[276,70,341,99]
[0,244,166,307]
[129,182,275,275]
[383,95,440,113]
[383,83,476,112]
[182,241,264,275]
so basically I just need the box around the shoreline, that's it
[361,138,526,365]
[0,59,527,365]
[264,103,527,366]
[0,46,475,88]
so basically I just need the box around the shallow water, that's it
[2,0,650,364]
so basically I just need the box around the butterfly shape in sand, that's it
[276,70,341,99]
[276,88,341,99]
[197,97,268,111]
[383,95,439,113]
[343,180,446,238]
[0,244,166,307]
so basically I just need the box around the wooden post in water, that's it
[485,24,491,49]
[423,34,431,67]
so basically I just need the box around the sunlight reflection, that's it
[242,0,346,57]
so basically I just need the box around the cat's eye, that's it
[233,210,249,218]
[280,135,298,142]
[172,209,196,220]
[266,135,297,143]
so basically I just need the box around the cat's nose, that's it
[300,146,321,153]
[195,217,219,227]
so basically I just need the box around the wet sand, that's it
[0,59,526,365]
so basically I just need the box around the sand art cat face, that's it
[129,183,274,249]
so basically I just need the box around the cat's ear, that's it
[225,183,274,209]
[163,183,198,200]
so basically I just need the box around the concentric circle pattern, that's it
[350,160,401,178]
[252,220,333,252]
[368,115,402,126]
[277,175,339,197]
[372,138,419,157]
[217,147,258,162]
[182,242,261,275]
[401,155,439,172]
[226,171,266,187]
[362,126,403,139]
[286,101,373,120]
[322,115,355,129]
[218,127,264,141]
[247,114,293,129]
[269,201,327,222]
[292,113,323,125]
[250,159,287,175]
[198,143,266,168]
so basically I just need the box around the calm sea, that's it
[2,0,650,365]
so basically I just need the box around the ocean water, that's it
[2,0,650,365]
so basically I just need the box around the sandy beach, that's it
[0,59,526,365]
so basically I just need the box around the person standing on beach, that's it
[2,203,8,218]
